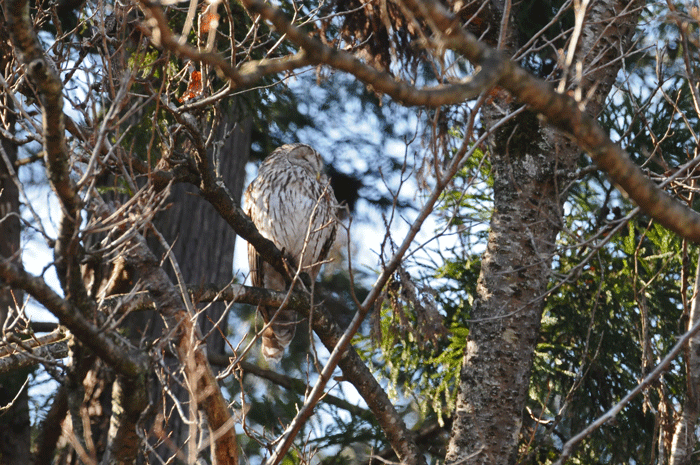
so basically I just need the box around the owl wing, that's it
[308,197,338,282]
[247,241,264,289]
[245,184,296,362]
[244,185,264,289]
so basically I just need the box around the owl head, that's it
[273,143,325,178]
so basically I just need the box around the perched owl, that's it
[244,144,338,362]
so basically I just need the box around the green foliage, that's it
[517,28,700,456]
[372,283,468,426]
[420,157,695,464]
[358,150,490,429]
[525,217,690,463]
[367,313,463,427]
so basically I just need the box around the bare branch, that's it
[234,360,371,419]
[240,0,504,106]
[0,259,147,377]
[6,0,86,295]
[0,329,68,374]
[554,315,700,465]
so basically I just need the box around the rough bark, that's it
[444,108,574,465]
[445,1,644,463]
[669,255,700,465]
[0,113,30,465]
[103,374,149,465]
[0,10,30,463]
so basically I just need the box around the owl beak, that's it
[316,171,321,181]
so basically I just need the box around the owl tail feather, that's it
[259,306,297,362]
[261,328,284,362]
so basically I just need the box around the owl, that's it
[244,143,338,362]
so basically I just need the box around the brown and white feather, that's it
[244,144,338,361]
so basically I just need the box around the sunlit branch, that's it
[240,0,503,106]
[554,315,700,465]
[0,338,68,374]
[0,259,148,377]
[139,0,502,106]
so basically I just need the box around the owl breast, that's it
[246,163,336,284]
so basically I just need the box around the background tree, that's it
[0,7,30,464]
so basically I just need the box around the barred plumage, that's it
[244,143,338,362]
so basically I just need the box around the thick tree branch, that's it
[240,0,503,106]
[6,0,89,303]
[0,340,68,373]
[4,17,102,461]
[0,259,148,377]
[33,379,70,465]
[103,374,149,465]
[401,0,700,243]
[137,0,501,107]
[0,330,68,374]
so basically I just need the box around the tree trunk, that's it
[0,17,30,464]
[152,110,252,355]
[143,107,252,456]
[669,255,700,465]
[445,1,643,463]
